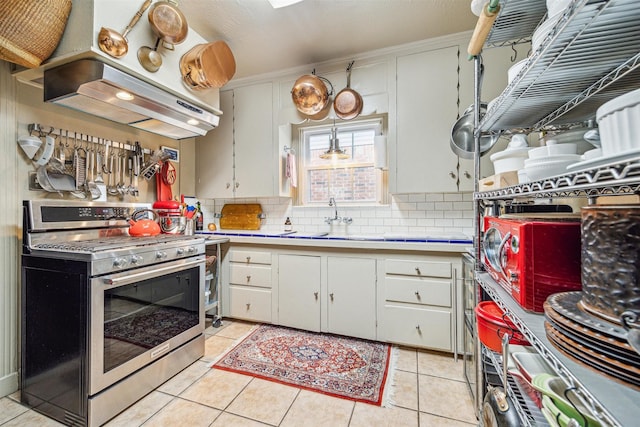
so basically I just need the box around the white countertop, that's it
[197,231,472,253]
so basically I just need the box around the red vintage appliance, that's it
[482,215,582,312]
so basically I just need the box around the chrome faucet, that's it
[325,197,352,224]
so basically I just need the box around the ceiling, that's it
[181,0,478,80]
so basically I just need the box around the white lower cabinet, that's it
[225,247,274,322]
[222,243,464,352]
[378,257,456,352]
[327,256,377,341]
[278,254,321,331]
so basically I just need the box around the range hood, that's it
[44,59,219,139]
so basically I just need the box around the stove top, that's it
[32,234,204,254]
[23,200,206,276]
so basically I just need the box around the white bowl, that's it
[524,154,581,167]
[518,169,529,184]
[528,143,577,159]
[583,148,603,160]
[597,88,640,156]
[490,148,531,174]
[524,158,578,181]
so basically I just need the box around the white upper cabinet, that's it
[196,90,234,198]
[457,43,531,190]
[396,46,460,193]
[196,82,276,198]
[234,82,275,198]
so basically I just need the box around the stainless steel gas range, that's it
[21,200,207,426]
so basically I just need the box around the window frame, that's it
[291,114,388,207]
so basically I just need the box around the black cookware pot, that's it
[482,385,522,427]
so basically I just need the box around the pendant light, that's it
[320,126,349,160]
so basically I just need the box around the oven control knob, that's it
[156,251,168,259]
[130,255,143,265]
[113,257,128,268]
[176,248,185,255]
[187,246,197,254]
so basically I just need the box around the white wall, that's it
[201,192,474,237]
[196,32,526,237]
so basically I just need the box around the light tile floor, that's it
[1,319,478,426]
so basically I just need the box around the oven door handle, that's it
[103,259,204,285]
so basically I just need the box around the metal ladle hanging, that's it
[137,38,163,73]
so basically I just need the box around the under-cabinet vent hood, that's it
[44,59,219,139]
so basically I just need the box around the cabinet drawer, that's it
[385,259,451,278]
[229,264,272,287]
[384,276,451,307]
[381,304,451,351]
[228,285,272,322]
[229,249,272,265]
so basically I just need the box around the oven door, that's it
[89,256,205,395]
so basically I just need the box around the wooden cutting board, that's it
[219,204,263,230]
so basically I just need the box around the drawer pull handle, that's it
[415,291,421,299]
[314,292,318,300]
[246,303,251,310]
[246,275,251,282]
[415,325,421,331]
[246,256,251,263]
[330,293,334,302]
[415,267,421,275]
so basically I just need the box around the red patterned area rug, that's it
[213,324,393,406]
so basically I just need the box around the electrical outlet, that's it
[28,172,43,191]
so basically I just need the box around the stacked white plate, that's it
[521,143,581,182]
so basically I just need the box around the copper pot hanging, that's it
[179,41,236,90]
[291,73,333,115]
[147,0,188,48]
[333,61,363,120]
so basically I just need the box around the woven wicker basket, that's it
[0,0,72,68]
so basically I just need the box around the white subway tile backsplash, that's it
[204,192,474,237]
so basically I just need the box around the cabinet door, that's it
[278,254,321,331]
[327,257,376,340]
[234,82,275,197]
[457,43,530,190]
[396,46,459,193]
[195,90,234,198]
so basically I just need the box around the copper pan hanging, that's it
[148,0,188,49]
[291,72,333,116]
[333,61,363,120]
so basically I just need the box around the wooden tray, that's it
[219,204,263,230]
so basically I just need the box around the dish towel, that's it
[286,152,297,188]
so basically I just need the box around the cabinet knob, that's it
[415,325,421,331]
[464,171,472,179]
[246,303,251,310]
[314,292,318,300]
[415,291,421,299]
[330,293,334,302]
[235,182,240,188]
[449,171,456,179]
[246,256,251,263]
[246,275,251,282]
[415,267,421,275]
[226,182,231,189]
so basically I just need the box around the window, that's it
[293,115,387,206]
